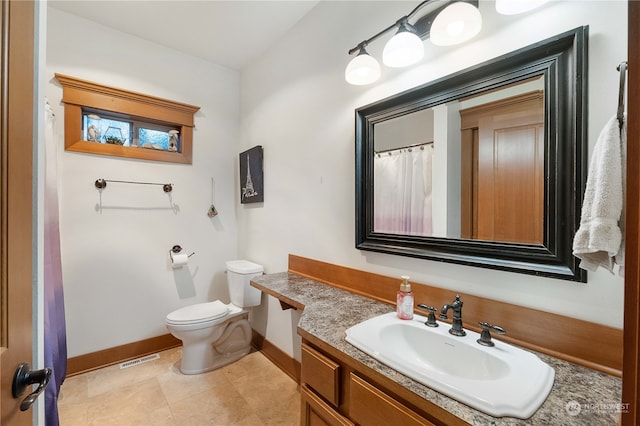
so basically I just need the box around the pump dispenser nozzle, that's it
[400,275,411,292]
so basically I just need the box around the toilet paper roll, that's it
[171,253,189,268]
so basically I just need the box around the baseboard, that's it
[66,334,181,377]
[66,331,301,382]
[252,330,301,383]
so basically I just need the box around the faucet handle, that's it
[477,322,506,347]
[416,304,439,328]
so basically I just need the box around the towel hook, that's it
[617,61,628,129]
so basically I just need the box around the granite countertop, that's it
[251,272,622,426]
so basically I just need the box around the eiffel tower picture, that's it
[240,146,264,203]
[242,153,258,199]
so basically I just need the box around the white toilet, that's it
[166,260,264,374]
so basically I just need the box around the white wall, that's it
[46,8,241,357]
[375,109,434,151]
[239,1,627,359]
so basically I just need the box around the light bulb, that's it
[431,2,482,46]
[345,49,381,85]
[382,26,424,68]
[446,21,466,38]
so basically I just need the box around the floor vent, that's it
[119,353,160,369]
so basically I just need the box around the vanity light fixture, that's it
[346,0,549,85]
[345,0,481,86]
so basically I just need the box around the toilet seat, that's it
[166,300,230,326]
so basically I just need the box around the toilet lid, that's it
[166,300,229,324]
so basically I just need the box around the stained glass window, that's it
[139,128,170,151]
[83,114,132,146]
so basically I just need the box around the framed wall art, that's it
[239,145,264,204]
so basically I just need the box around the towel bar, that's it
[94,178,173,193]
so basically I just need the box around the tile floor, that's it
[58,347,300,425]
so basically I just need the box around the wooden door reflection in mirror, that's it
[460,82,544,244]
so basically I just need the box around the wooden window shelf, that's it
[55,73,200,164]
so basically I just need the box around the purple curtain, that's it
[44,99,67,426]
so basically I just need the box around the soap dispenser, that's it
[397,275,414,320]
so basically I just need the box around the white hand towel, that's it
[572,115,625,275]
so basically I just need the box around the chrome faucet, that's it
[439,295,466,336]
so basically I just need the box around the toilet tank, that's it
[225,260,264,307]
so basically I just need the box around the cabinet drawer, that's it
[301,343,341,406]
[301,385,355,426]
[349,373,436,426]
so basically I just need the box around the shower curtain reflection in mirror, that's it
[374,144,433,235]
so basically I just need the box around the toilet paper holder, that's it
[170,245,195,260]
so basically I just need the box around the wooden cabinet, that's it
[300,342,454,426]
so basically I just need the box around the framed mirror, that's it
[355,27,588,282]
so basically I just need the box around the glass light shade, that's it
[430,2,482,46]
[382,28,424,68]
[496,0,550,15]
[345,51,381,85]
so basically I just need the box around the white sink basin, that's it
[345,312,554,419]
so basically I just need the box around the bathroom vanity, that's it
[301,341,445,426]
[251,269,621,425]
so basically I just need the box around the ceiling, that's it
[48,0,320,71]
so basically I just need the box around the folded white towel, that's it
[572,115,625,275]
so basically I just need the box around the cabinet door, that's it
[301,386,355,426]
[349,374,436,426]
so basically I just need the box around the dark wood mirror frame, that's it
[355,27,588,282]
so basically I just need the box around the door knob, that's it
[12,363,52,411]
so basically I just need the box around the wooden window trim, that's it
[55,73,200,164]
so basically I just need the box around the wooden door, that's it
[1,1,36,424]
[460,91,544,244]
[623,1,640,424]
